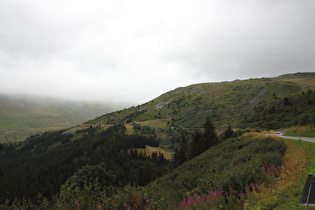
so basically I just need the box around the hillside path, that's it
[270,132,315,143]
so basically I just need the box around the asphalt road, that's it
[271,132,315,143]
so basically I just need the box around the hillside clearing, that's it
[133,145,172,160]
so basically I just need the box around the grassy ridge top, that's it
[87,73,315,129]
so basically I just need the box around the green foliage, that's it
[203,117,218,149]
[187,118,218,159]
[223,124,235,139]
[133,123,155,136]
[242,90,315,129]
[0,125,167,203]
[56,175,104,209]
[0,143,2,177]
[143,136,287,208]
[284,125,315,137]
[87,74,315,143]
[1,73,315,208]
[68,162,116,190]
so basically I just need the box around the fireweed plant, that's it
[2,136,287,209]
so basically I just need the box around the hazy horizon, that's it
[1,1,315,105]
[1,72,310,107]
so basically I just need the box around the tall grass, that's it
[244,141,306,209]
[285,125,315,138]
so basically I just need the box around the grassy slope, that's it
[0,95,114,142]
[242,89,315,129]
[87,73,315,131]
[141,135,286,208]
[271,138,315,209]
[284,125,315,138]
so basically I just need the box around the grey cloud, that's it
[1,0,315,104]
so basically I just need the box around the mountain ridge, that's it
[86,72,315,130]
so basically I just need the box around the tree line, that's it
[0,124,168,203]
[172,117,219,168]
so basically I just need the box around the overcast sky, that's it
[1,0,315,105]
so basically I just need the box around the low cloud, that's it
[1,0,315,104]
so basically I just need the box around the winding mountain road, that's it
[271,132,315,143]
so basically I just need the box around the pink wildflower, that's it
[74,200,81,210]
[97,202,102,210]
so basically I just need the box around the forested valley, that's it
[0,123,168,203]
[0,73,314,209]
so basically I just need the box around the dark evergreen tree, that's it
[0,143,2,176]
[189,130,203,159]
[151,151,158,161]
[173,147,178,167]
[223,124,234,139]
[283,97,291,106]
[173,134,188,167]
[180,134,187,159]
[203,117,218,149]
[269,105,276,114]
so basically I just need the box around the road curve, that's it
[270,132,315,143]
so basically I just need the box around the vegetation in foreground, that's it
[1,73,315,209]
[1,133,287,209]
[0,124,168,203]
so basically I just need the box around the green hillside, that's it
[87,73,315,130]
[0,94,116,143]
[242,88,315,129]
[1,73,315,209]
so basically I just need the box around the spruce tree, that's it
[203,117,218,149]
[224,124,234,139]
[177,134,187,166]
[189,130,203,159]
[0,143,2,176]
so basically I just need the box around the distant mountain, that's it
[87,72,315,130]
[0,94,120,142]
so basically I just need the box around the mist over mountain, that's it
[0,73,315,209]
[0,94,128,142]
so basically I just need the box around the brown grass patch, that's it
[245,141,306,209]
[136,119,170,128]
[243,131,276,139]
[134,145,172,160]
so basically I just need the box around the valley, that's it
[0,94,121,143]
[0,72,315,209]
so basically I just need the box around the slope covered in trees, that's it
[0,124,168,202]
[242,89,315,129]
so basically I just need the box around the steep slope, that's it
[0,124,168,202]
[0,94,118,142]
[142,135,286,208]
[87,73,315,130]
[242,89,315,129]
[1,72,314,208]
